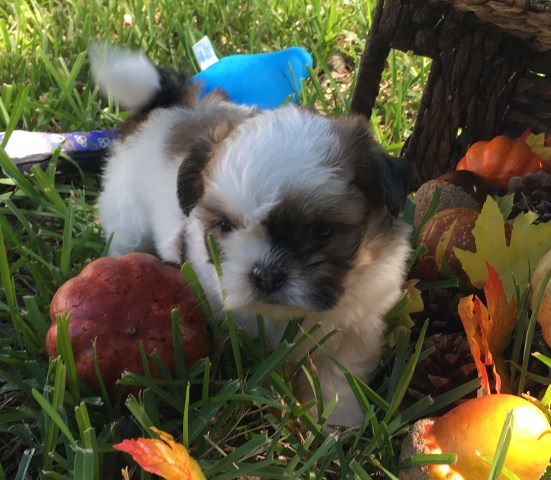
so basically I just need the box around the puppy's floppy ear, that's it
[176,121,236,215]
[375,153,411,217]
[336,116,410,216]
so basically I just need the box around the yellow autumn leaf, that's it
[113,427,206,480]
[523,132,551,162]
[386,279,424,347]
[454,196,551,299]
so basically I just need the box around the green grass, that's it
[1,0,548,479]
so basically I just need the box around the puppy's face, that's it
[178,106,407,318]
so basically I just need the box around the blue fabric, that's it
[0,130,119,156]
[194,47,313,109]
[0,130,120,170]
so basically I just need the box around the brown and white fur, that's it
[91,45,412,427]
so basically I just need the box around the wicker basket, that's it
[350,0,551,187]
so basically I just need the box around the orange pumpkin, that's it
[456,135,542,190]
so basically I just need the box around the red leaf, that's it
[458,295,492,394]
[457,263,517,394]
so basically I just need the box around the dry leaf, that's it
[457,263,517,394]
[386,279,424,347]
[114,427,206,480]
[519,129,551,163]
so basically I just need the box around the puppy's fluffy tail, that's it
[89,42,188,112]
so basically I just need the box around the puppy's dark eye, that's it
[218,218,234,235]
[311,222,333,241]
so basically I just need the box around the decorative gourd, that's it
[456,135,542,191]
[46,253,209,393]
[413,208,479,282]
[413,171,489,227]
[399,394,551,479]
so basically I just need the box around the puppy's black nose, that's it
[251,265,287,292]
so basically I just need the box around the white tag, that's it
[192,36,219,71]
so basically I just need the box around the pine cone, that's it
[404,333,477,410]
[509,170,551,223]
[412,288,464,334]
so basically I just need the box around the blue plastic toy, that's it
[194,47,313,109]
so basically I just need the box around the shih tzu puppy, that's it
[91,45,411,427]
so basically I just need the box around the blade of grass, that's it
[22,295,50,347]
[41,358,68,470]
[91,340,115,421]
[13,448,34,480]
[73,447,95,480]
[510,284,530,386]
[171,309,187,379]
[204,434,271,477]
[478,452,521,480]
[295,325,390,411]
[398,453,458,468]
[125,395,155,433]
[180,261,215,327]
[533,352,551,369]
[0,223,26,349]
[349,459,374,479]
[222,312,244,380]
[55,314,80,401]
[201,356,211,403]
[384,319,429,424]
[371,459,400,480]
[32,387,77,447]
[411,185,441,244]
[60,203,74,275]
[293,434,337,477]
[75,403,99,480]
[386,395,433,434]
[391,377,481,428]
[74,401,92,434]
[301,362,324,421]
[519,268,551,393]
[0,84,31,146]
[182,382,191,448]
[118,371,183,411]
[37,48,81,115]
[386,326,411,402]
[482,409,515,480]
[247,341,294,387]
[30,162,68,215]
[205,235,245,379]
[0,144,43,204]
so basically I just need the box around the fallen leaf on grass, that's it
[114,427,206,480]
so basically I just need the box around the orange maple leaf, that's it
[113,427,206,480]
[457,263,517,394]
